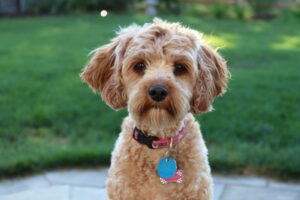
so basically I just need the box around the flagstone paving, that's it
[0,168,299,200]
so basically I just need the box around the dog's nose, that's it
[148,84,168,102]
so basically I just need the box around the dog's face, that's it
[81,19,229,132]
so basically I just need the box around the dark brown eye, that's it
[174,63,187,75]
[133,62,146,74]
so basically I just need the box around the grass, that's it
[0,14,299,179]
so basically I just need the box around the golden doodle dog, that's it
[81,18,229,200]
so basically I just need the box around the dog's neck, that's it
[133,117,186,138]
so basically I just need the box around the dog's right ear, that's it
[81,39,127,110]
[81,25,140,110]
[81,41,117,92]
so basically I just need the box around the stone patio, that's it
[0,168,299,200]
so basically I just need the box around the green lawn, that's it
[0,14,299,179]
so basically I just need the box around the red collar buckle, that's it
[133,125,185,149]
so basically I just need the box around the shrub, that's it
[184,4,210,18]
[184,3,253,21]
[227,6,238,20]
[134,1,146,13]
[276,5,300,20]
[159,0,183,15]
[27,0,135,14]
[27,0,53,14]
[233,5,253,20]
[247,0,277,19]
[292,7,300,18]
[211,3,229,19]
[210,3,239,20]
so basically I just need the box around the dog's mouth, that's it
[155,104,177,116]
[138,101,177,117]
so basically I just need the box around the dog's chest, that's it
[106,117,211,199]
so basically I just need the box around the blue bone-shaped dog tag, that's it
[157,157,177,179]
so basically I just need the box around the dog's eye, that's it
[174,63,187,76]
[133,62,146,74]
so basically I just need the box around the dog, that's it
[81,18,229,200]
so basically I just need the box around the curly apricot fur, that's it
[81,18,229,200]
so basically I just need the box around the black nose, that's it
[148,84,168,102]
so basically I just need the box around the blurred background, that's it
[0,0,299,180]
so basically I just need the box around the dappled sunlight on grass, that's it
[271,36,300,51]
[203,33,238,49]
[251,22,268,33]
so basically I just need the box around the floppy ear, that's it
[80,39,127,110]
[81,25,141,109]
[190,42,229,114]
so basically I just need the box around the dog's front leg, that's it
[194,173,213,200]
[106,178,125,200]
[106,177,140,200]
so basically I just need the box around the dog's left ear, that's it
[190,42,230,114]
[81,25,140,110]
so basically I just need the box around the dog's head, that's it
[81,19,229,132]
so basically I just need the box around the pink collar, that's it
[132,125,186,149]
